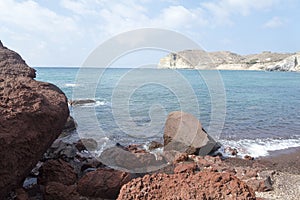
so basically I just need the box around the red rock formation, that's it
[0,41,69,198]
[118,171,256,200]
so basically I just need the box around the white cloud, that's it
[152,6,207,29]
[0,0,77,33]
[264,16,284,28]
[0,0,292,66]
[202,0,281,25]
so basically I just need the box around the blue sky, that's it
[0,0,299,66]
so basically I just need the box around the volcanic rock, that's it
[117,171,256,199]
[77,168,132,199]
[0,41,69,198]
[163,111,220,155]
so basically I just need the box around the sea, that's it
[35,67,300,158]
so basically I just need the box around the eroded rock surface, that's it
[0,41,69,198]
[118,171,256,200]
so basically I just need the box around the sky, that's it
[0,0,299,67]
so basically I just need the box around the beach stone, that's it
[38,159,77,186]
[117,171,256,200]
[0,42,69,198]
[44,182,80,200]
[163,111,220,155]
[77,168,132,199]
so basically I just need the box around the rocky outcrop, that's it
[163,111,220,155]
[0,41,69,198]
[158,49,300,71]
[117,171,256,200]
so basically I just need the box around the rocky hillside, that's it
[158,49,300,71]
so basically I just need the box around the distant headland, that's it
[158,50,300,71]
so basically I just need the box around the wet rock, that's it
[38,159,77,186]
[69,99,95,106]
[0,42,69,198]
[44,182,80,200]
[148,141,163,151]
[226,147,238,156]
[117,171,256,200]
[163,111,220,155]
[244,155,254,160]
[125,144,147,154]
[77,168,132,199]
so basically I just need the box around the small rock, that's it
[244,155,254,160]
[69,99,95,106]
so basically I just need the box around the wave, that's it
[219,136,300,158]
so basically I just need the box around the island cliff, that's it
[158,50,300,71]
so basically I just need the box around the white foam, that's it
[80,100,109,107]
[220,137,300,158]
[65,83,77,87]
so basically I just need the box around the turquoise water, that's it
[35,67,300,157]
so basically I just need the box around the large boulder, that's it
[0,41,69,198]
[117,171,256,199]
[163,111,220,155]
